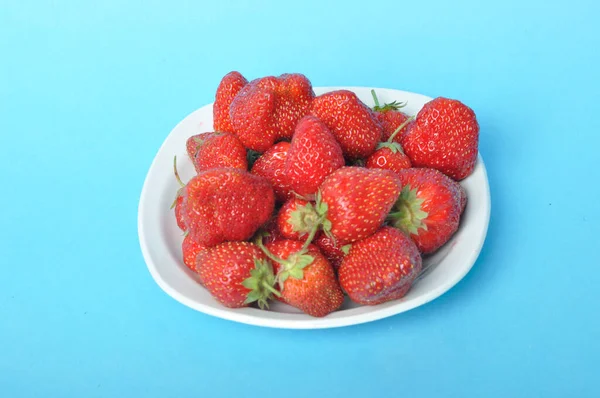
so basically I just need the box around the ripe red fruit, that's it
[230,74,314,152]
[213,71,248,133]
[387,168,466,254]
[366,116,414,176]
[276,197,315,241]
[318,167,402,244]
[310,90,383,159]
[264,239,344,317]
[173,196,186,231]
[401,97,479,180]
[250,141,293,203]
[314,234,350,271]
[182,168,275,247]
[371,89,412,142]
[284,115,344,197]
[185,132,247,173]
[197,241,278,308]
[339,227,422,305]
[182,234,207,272]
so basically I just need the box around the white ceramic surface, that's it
[138,87,491,329]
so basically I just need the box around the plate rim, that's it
[138,86,491,329]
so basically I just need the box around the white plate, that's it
[138,86,491,329]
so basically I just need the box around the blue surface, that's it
[1,0,598,396]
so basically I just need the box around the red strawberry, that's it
[182,168,275,246]
[276,197,321,241]
[213,71,248,133]
[387,168,465,254]
[339,227,422,305]
[261,216,286,245]
[182,234,207,272]
[401,97,479,180]
[284,115,344,197]
[230,81,278,152]
[185,132,247,173]
[366,116,414,175]
[250,141,293,203]
[371,89,412,142]
[317,167,402,244]
[263,239,344,317]
[310,90,383,159]
[314,234,349,271]
[270,74,315,140]
[173,196,186,231]
[197,241,278,308]
[230,74,314,152]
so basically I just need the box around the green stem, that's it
[173,156,185,188]
[371,89,380,109]
[255,237,290,267]
[387,116,415,143]
[262,281,281,297]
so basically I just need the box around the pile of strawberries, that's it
[172,72,479,317]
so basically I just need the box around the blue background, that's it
[1,0,598,396]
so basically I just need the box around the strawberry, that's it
[230,74,314,152]
[230,81,278,152]
[261,216,286,245]
[185,132,247,173]
[213,71,248,133]
[250,141,293,203]
[197,241,279,308]
[387,168,466,254]
[261,239,344,317]
[339,227,422,305]
[317,167,402,244]
[181,167,275,247]
[401,97,479,180]
[284,115,344,197]
[366,116,414,175]
[371,89,412,142]
[276,197,321,241]
[182,234,207,272]
[310,90,383,159]
[314,234,350,271]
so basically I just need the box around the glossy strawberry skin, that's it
[182,234,207,272]
[185,132,248,173]
[285,115,344,197]
[182,168,275,247]
[365,146,412,175]
[174,196,186,231]
[314,234,346,271]
[230,74,314,152]
[197,242,269,308]
[277,198,311,241]
[250,141,293,203]
[401,97,479,180]
[375,110,412,143]
[320,167,402,244]
[393,168,465,254]
[213,71,248,133]
[310,90,383,159]
[230,81,278,152]
[339,227,422,305]
[266,240,344,317]
[270,74,315,140]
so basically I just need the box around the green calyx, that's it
[255,234,315,292]
[241,258,280,309]
[388,185,429,235]
[376,141,404,154]
[371,89,407,112]
[170,156,186,209]
[341,244,352,255]
[288,202,321,236]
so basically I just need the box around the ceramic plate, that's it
[138,86,491,329]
